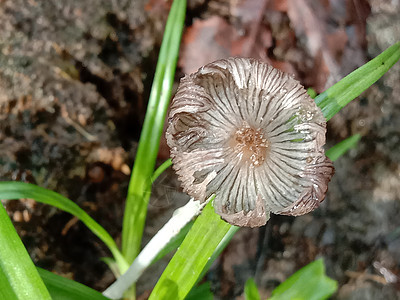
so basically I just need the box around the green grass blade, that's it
[151,159,172,183]
[306,87,317,98]
[326,134,361,161]
[186,282,214,300]
[244,278,261,300]
[315,42,400,121]
[152,220,193,264]
[122,0,187,264]
[101,257,121,278]
[269,259,337,300]
[149,202,231,300]
[198,225,238,280]
[0,181,128,273]
[0,202,51,300]
[37,267,109,300]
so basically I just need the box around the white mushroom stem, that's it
[103,197,209,299]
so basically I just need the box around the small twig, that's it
[345,270,388,285]
[242,0,270,57]
[61,216,79,236]
[60,105,98,142]
[103,197,210,299]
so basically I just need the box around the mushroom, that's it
[166,58,334,227]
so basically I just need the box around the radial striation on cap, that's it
[166,58,334,227]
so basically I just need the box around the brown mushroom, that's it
[166,58,334,227]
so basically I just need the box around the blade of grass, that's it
[244,278,261,300]
[198,225,239,280]
[307,87,317,98]
[0,202,51,300]
[0,182,128,273]
[326,134,361,161]
[0,270,17,300]
[147,43,400,300]
[186,282,214,300]
[151,220,193,264]
[269,259,337,300]
[101,258,121,279]
[37,267,109,300]
[121,0,186,264]
[151,159,172,183]
[315,42,400,121]
[148,201,231,300]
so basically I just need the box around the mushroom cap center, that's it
[230,123,269,167]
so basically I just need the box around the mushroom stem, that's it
[103,197,211,299]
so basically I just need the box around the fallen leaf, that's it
[346,0,370,48]
[268,0,288,12]
[179,16,239,74]
[327,29,348,62]
[287,0,342,89]
[180,1,275,73]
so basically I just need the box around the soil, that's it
[1,0,400,299]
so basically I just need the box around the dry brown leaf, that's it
[268,0,288,12]
[144,0,171,12]
[179,16,239,74]
[327,29,348,62]
[287,0,341,89]
[346,0,370,48]
[180,1,274,73]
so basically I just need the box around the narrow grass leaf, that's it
[0,202,51,300]
[244,278,261,300]
[326,134,361,161]
[315,42,400,121]
[0,269,17,300]
[37,268,108,300]
[186,282,214,300]
[101,257,121,279]
[198,226,239,280]
[149,202,231,300]
[0,181,128,273]
[37,267,109,300]
[152,220,193,264]
[151,159,172,183]
[269,259,337,300]
[122,0,187,264]
[307,87,317,98]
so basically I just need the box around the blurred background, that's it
[0,0,399,299]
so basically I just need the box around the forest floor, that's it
[1,0,400,299]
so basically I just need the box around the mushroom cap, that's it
[166,58,334,227]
